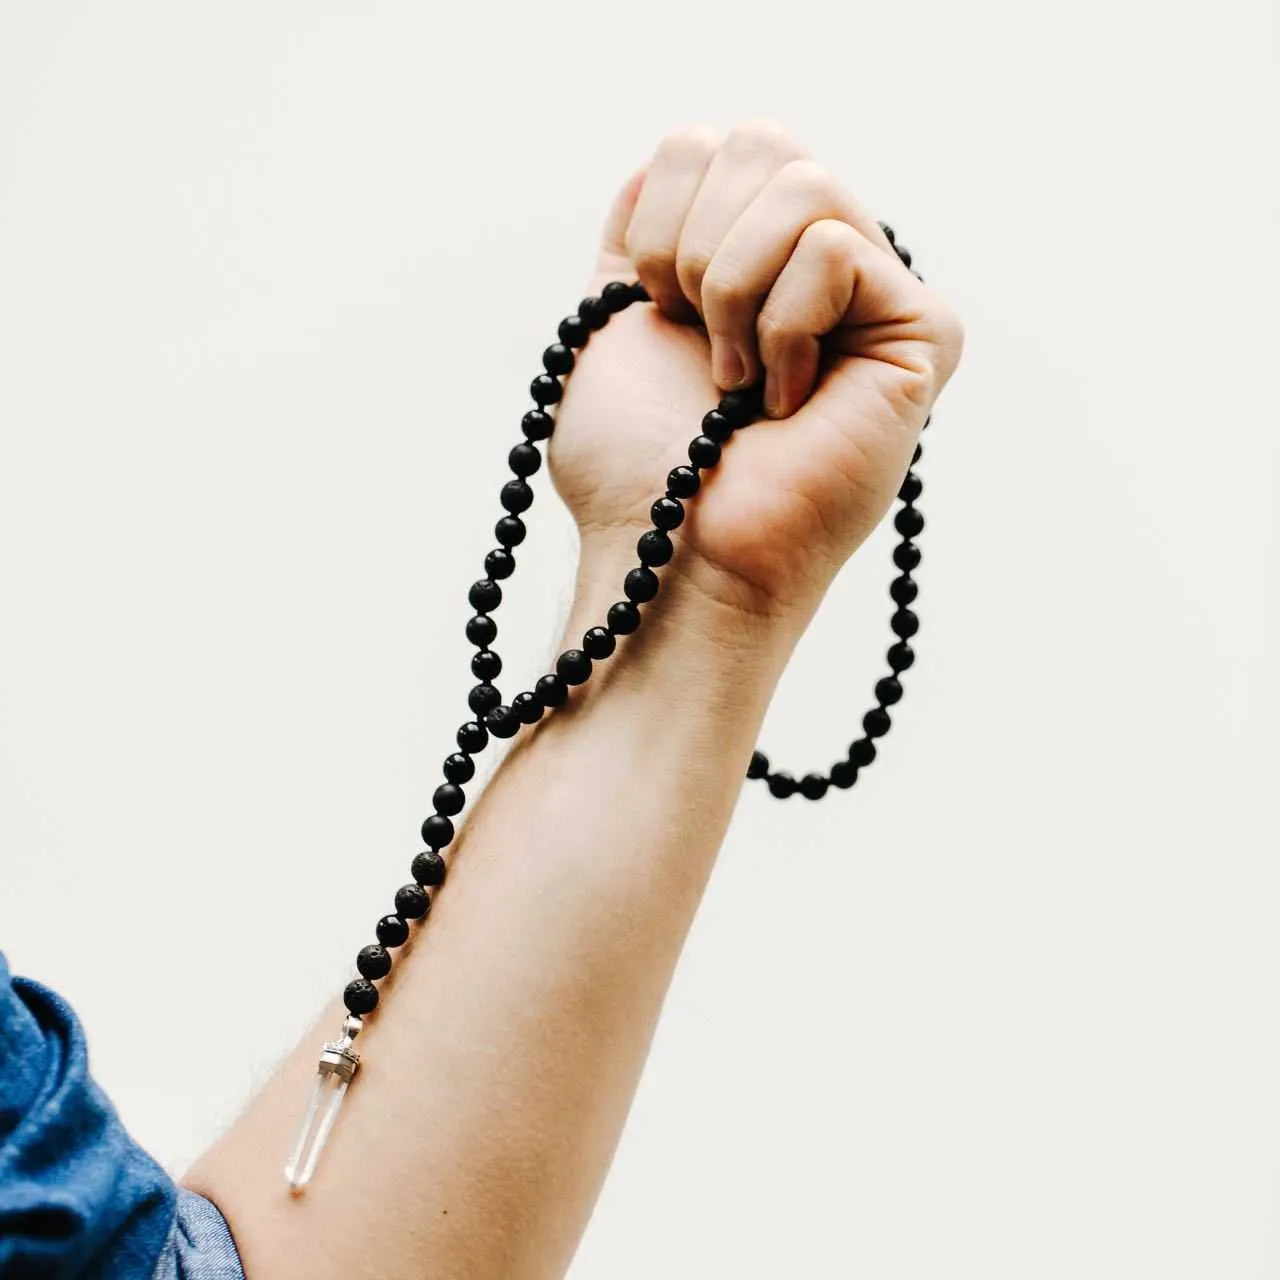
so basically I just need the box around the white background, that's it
[2,2,1278,1276]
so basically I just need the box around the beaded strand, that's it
[285,223,928,1192]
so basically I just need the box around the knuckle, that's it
[776,157,836,201]
[700,262,750,318]
[920,291,965,354]
[675,242,713,295]
[755,308,795,354]
[725,117,795,155]
[929,301,966,372]
[628,240,675,281]
[655,124,719,165]
[800,217,855,264]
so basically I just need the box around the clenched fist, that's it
[548,120,964,625]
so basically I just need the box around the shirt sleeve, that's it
[0,951,243,1279]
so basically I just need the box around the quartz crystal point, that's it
[284,1015,362,1193]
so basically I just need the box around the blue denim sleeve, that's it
[0,952,244,1279]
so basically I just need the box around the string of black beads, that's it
[342,225,930,1019]
[747,222,927,802]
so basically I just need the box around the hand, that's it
[548,121,964,628]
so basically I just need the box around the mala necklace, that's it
[285,223,927,1192]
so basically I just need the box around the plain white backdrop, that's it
[2,2,1278,1276]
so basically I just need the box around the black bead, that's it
[485,705,520,738]
[508,442,542,477]
[895,243,913,268]
[767,772,797,798]
[442,752,475,784]
[395,883,431,920]
[542,343,575,375]
[457,719,488,753]
[747,750,769,780]
[878,220,896,245]
[666,466,700,499]
[501,479,534,514]
[889,574,917,606]
[887,641,916,673]
[607,600,640,635]
[411,849,447,887]
[893,541,921,572]
[394,880,430,921]
[830,760,857,789]
[637,529,673,567]
[601,280,633,312]
[495,515,527,547]
[624,567,659,603]
[471,648,502,681]
[513,691,543,724]
[422,813,456,849]
[356,944,392,981]
[848,738,877,767]
[556,649,592,685]
[628,281,650,303]
[535,673,568,707]
[433,782,465,816]
[650,496,684,531]
[864,708,892,738]
[530,374,562,406]
[688,435,721,469]
[891,608,920,639]
[468,681,501,716]
[875,676,903,706]
[719,387,763,426]
[912,441,924,464]
[484,548,515,581]
[522,409,553,441]
[583,627,616,660]
[701,410,735,443]
[344,978,379,1016]
[558,315,589,348]
[376,914,410,948]
[469,578,502,612]
[800,773,829,800]
[466,614,497,647]
[899,471,923,504]
[579,296,608,330]
[894,507,925,539]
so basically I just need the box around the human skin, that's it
[184,120,963,1279]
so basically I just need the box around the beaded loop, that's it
[341,235,929,1020]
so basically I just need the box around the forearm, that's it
[185,539,800,1280]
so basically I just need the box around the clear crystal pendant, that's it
[284,1014,362,1193]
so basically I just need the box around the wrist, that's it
[563,532,804,696]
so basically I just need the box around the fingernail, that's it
[763,370,782,417]
[711,337,745,390]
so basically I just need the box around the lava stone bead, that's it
[411,849,447,887]
[344,978,379,1016]
[356,944,391,981]
[395,883,430,920]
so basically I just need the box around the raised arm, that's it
[184,120,962,1280]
